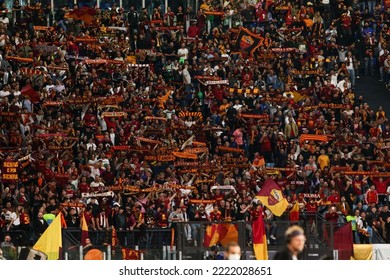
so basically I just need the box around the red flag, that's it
[334,222,354,260]
[252,215,268,260]
[21,84,40,103]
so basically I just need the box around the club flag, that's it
[204,224,238,247]
[64,7,96,24]
[256,179,288,216]
[252,216,268,260]
[33,212,63,260]
[122,248,141,260]
[21,84,40,103]
[289,201,300,222]
[235,27,264,56]
[334,222,354,260]
[81,213,89,246]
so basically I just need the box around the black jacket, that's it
[33,218,48,236]
[273,248,303,260]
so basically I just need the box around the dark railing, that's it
[6,218,384,260]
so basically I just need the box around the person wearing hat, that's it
[207,245,224,260]
[273,225,306,260]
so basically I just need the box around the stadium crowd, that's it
[0,0,390,256]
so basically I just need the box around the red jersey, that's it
[366,190,378,204]
[20,213,31,225]
[373,178,390,194]
[79,183,90,194]
[353,180,363,195]
[325,212,339,223]
[209,211,222,221]
[257,9,267,22]
[213,194,224,203]
[328,194,340,204]
[341,13,352,28]
[251,208,263,221]
[157,211,168,228]
[306,203,317,213]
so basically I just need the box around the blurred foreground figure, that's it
[225,241,242,260]
[273,225,306,260]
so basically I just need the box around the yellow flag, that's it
[33,213,62,260]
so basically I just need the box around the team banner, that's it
[303,193,321,199]
[234,27,264,56]
[210,185,236,193]
[204,80,229,86]
[6,56,34,63]
[239,113,269,120]
[229,88,260,95]
[299,134,329,144]
[172,151,197,160]
[189,199,216,204]
[20,67,43,76]
[101,112,127,118]
[216,146,244,154]
[33,26,54,31]
[1,160,18,182]
[184,147,209,154]
[81,191,114,198]
[60,203,86,208]
[144,155,176,162]
[144,116,167,122]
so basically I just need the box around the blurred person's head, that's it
[225,242,241,260]
[285,225,306,256]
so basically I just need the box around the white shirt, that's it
[345,57,354,70]
[90,181,104,189]
[325,29,337,42]
[109,132,115,145]
[86,142,97,151]
[12,212,20,226]
[337,80,351,92]
[330,74,338,86]
[387,186,390,201]
[183,68,191,84]
[163,109,176,119]
[177,48,189,59]
[0,90,10,97]
[233,104,243,111]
